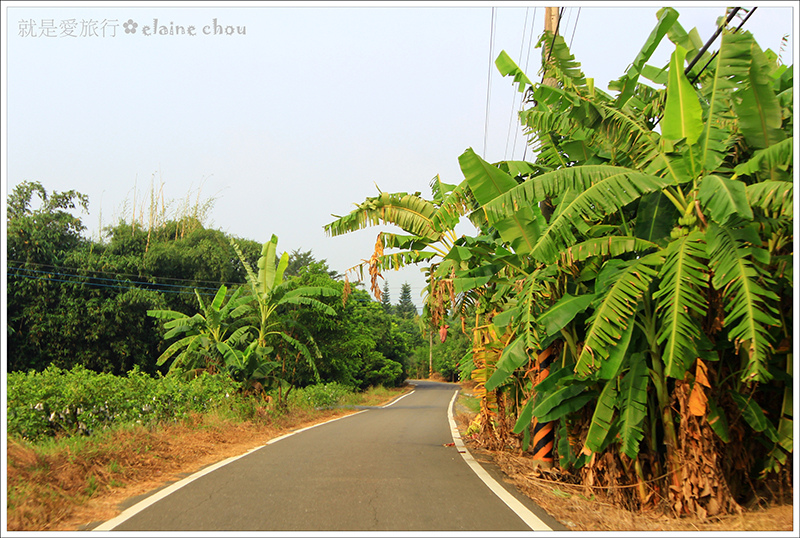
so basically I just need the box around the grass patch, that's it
[458,393,481,414]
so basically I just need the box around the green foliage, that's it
[6,365,240,442]
[289,382,354,409]
[329,7,794,510]
[395,282,417,319]
[381,280,393,314]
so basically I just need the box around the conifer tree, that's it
[396,282,417,319]
[380,280,392,313]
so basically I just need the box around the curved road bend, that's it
[100,380,565,532]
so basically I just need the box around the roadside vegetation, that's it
[6,178,426,529]
[326,6,793,521]
[5,5,793,532]
[6,377,409,531]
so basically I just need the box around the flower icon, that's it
[123,19,138,34]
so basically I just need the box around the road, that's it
[97,380,564,532]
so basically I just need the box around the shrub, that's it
[289,382,354,409]
[6,365,241,441]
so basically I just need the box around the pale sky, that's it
[2,1,797,311]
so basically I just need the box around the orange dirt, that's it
[6,405,378,531]
[451,387,795,533]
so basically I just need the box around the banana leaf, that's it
[583,379,618,454]
[662,45,704,145]
[485,337,529,392]
[730,391,779,442]
[698,175,754,224]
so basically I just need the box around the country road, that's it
[95,380,566,532]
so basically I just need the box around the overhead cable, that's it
[569,7,581,50]
[7,270,222,296]
[505,7,531,159]
[483,7,497,157]
[8,265,221,292]
[684,7,741,76]
[690,7,757,84]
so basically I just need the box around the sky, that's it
[2,1,797,311]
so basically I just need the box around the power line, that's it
[690,7,756,84]
[7,270,222,296]
[6,259,241,288]
[8,265,222,292]
[504,7,531,160]
[540,7,565,84]
[483,7,497,157]
[684,7,741,76]
[569,7,581,50]
[515,7,537,161]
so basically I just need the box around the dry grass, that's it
[452,385,795,533]
[6,386,411,531]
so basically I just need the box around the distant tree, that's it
[6,182,167,374]
[284,248,341,280]
[380,280,392,313]
[6,181,88,266]
[395,282,417,319]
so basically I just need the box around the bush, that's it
[289,382,354,409]
[6,365,241,441]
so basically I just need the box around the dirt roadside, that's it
[451,384,795,533]
[9,381,793,532]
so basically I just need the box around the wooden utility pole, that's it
[530,7,560,469]
[542,7,560,88]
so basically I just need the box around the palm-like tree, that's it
[470,8,792,515]
[329,7,793,517]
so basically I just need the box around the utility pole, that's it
[542,7,560,88]
[529,7,559,469]
[429,329,433,379]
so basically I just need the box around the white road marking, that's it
[93,409,368,531]
[447,389,554,531]
[381,389,415,408]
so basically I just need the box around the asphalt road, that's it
[99,380,564,532]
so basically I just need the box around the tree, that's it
[380,280,392,313]
[7,183,168,375]
[6,181,88,266]
[327,7,793,517]
[395,282,417,319]
[284,248,341,280]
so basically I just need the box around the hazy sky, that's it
[2,1,796,310]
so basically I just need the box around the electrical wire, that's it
[684,7,741,76]
[516,7,537,162]
[7,266,221,292]
[7,271,222,296]
[569,7,581,50]
[540,6,565,84]
[483,7,497,157]
[6,259,242,288]
[504,7,531,160]
[690,7,757,85]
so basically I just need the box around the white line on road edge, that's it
[447,390,553,531]
[93,409,369,531]
[382,389,415,408]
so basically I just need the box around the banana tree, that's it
[324,177,481,323]
[147,285,253,376]
[441,6,792,516]
[230,235,340,403]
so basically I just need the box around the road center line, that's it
[447,389,553,531]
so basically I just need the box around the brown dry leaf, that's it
[695,358,711,387]
[689,382,708,416]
